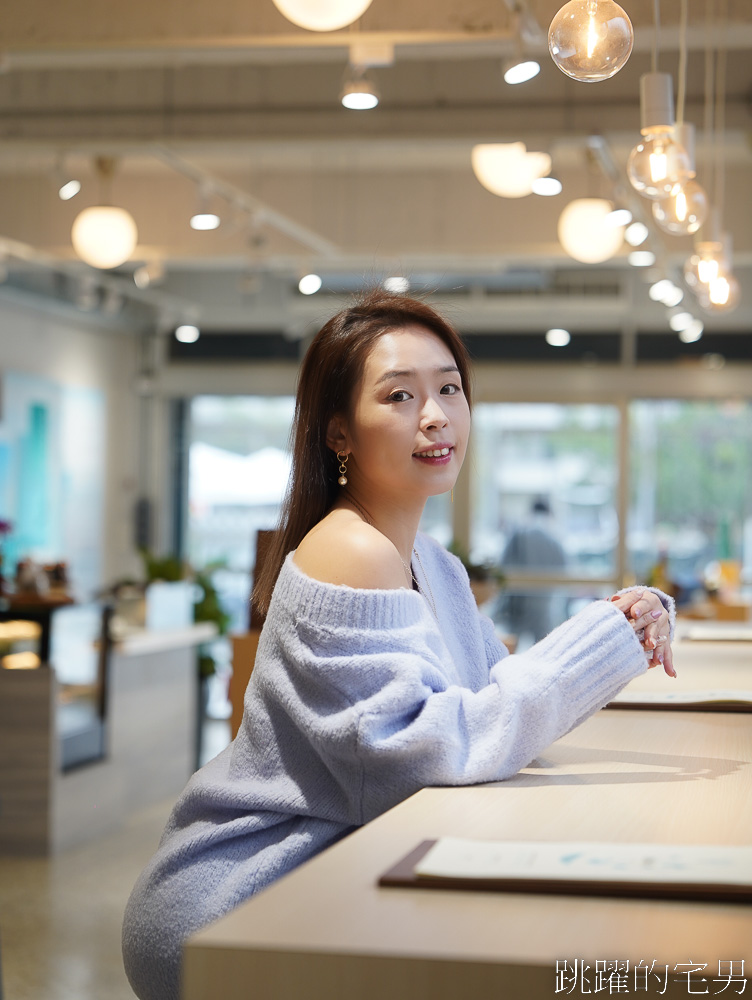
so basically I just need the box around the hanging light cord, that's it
[703,0,715,209]
[676,0,688,124]
[714,0,727,217]
[651,0,661,73]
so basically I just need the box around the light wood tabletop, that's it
[183,645,752,1000]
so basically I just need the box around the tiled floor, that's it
[0,719,231,1000]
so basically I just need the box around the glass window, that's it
[628,400,752,601]
[471,403,619,650]
[187,396,295,632]
[471,403,619,574]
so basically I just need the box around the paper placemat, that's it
[378,838,752,903]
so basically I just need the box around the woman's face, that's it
[334,325,471,504]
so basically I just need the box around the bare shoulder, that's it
[294,511,408,590]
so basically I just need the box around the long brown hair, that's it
[252,290,473,615]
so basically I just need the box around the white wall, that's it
[0,293,142,590]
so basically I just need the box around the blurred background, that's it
[0,1,751,995]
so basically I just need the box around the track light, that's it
[55,156,81,201]
[340,65,379,110]
[190,187,220,230]
[503,57,540,85]
[59,178,81,201]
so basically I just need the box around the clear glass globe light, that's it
[548,0,634,83]
[698,270,741,313]
[652,178,709,236]
[627,130,692,201]
[683,243,725,290]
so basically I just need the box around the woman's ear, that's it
[326,414,348,454]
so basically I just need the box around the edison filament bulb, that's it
[699,271,741,313]
[652,178,709,235]
[548,0,633,83]
[684,243,725,290]
[627,130,691,201]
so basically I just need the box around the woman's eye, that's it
[441,383,461,395]
[388,390,412,402]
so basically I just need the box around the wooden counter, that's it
[183,642,752,1000]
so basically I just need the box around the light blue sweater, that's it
[122,533,673,1000]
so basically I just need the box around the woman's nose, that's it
[421,396,449,429]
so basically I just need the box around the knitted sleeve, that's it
[282,592,649,825]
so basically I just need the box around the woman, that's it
[123,291,675,1000]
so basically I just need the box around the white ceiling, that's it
[0,0,750,340]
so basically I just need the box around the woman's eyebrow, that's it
[374,364,459,386]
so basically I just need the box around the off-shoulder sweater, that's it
[122,532,674,1000]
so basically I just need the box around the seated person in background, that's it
[498,496,567,647]
[123,291,675,1000]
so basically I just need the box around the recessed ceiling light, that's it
[678,320,704,342]
[384,276,410,293]
[545,328,571,347]
[628,251,656,267]
[606,208,632,227]
[668,311,694,332]
[532,176,563,196]
[175,324,200,343]
[624,222,649,246]
[298,273,323,295]
[190,212,220,231]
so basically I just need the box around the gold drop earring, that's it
[337,451,349,486]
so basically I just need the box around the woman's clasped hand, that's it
[608,590,676,677]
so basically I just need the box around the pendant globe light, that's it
[689,228,740,314]
[471,143,552,199]
[700,270,740,313]
[272,0,373,32]
[71,157,137,269]
[651,3,708,236]
[651,125,708,234]
[685,6,739,314]
[627,73,691,200]
[653,177,707,234]
[558,198,625,263]
[548,0,633,82]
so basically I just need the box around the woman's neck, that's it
[336,487,424,565]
